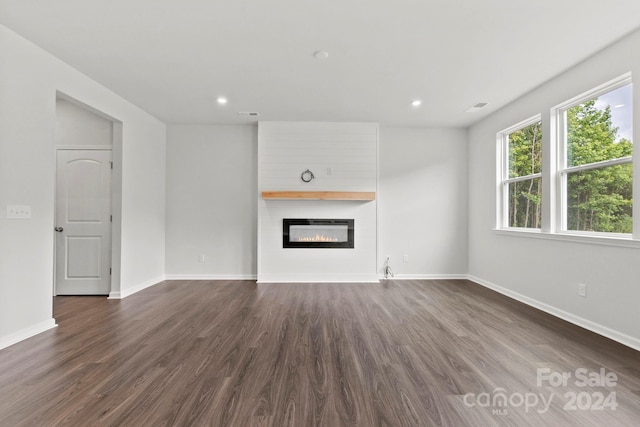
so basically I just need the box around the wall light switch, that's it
[7,205,31,219]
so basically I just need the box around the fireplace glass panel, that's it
[289,224,349,243]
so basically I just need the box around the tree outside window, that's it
[562,83,633,233]
[501,119,542,229]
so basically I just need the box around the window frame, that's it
[554,74,633,236]
[497,115,543,230]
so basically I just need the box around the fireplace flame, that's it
[297,234,339,242]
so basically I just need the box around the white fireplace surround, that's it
[257,122,378,283]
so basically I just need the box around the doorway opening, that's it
[54,94,122,296]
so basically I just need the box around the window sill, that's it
[493,228,640,249]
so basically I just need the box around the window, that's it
[499,117,543,229]
[496,74,636,244]
[557,77,633,234]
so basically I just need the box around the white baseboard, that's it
[257,274,379,283]
[380,273,468,280]
[467,275,640,352]
[164,274,257,281]
[108,275,166,299]
[0,318,57,351]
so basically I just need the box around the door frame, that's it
[54,92,123,298]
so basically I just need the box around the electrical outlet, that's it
[198,254,206,263]
[403,254,409,263]
[578,283,587,298]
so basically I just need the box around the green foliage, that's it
[508,121,542,228]
[566,100,633,233]
[509,122,542,178]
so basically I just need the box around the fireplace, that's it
[283,218,354,248]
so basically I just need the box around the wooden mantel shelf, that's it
[261,191,376,201]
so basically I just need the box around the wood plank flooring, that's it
[0,279,639,426]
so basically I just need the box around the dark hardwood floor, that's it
[0,279,639,426]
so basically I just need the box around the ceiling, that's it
[2,0,640,127]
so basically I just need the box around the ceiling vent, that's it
[238,111,260,117]
[465,102,489,113]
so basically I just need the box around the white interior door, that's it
[55,149,112,295]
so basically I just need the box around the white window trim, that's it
[553,73,633,235]
[497,114,542,230]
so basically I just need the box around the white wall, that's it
[0,24,166,349]
[55,98,113,147]
[258,122,379,282]
[468,28,640,350]
[165,125,257,279]
[163,124,468,281]
[378,127,468,278]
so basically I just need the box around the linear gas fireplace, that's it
[283,218,354,248]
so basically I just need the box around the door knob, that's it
[55,226,64,232]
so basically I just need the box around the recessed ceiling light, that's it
[411,100,422,107]
[217,97,228,105]
[313,50,329,60]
